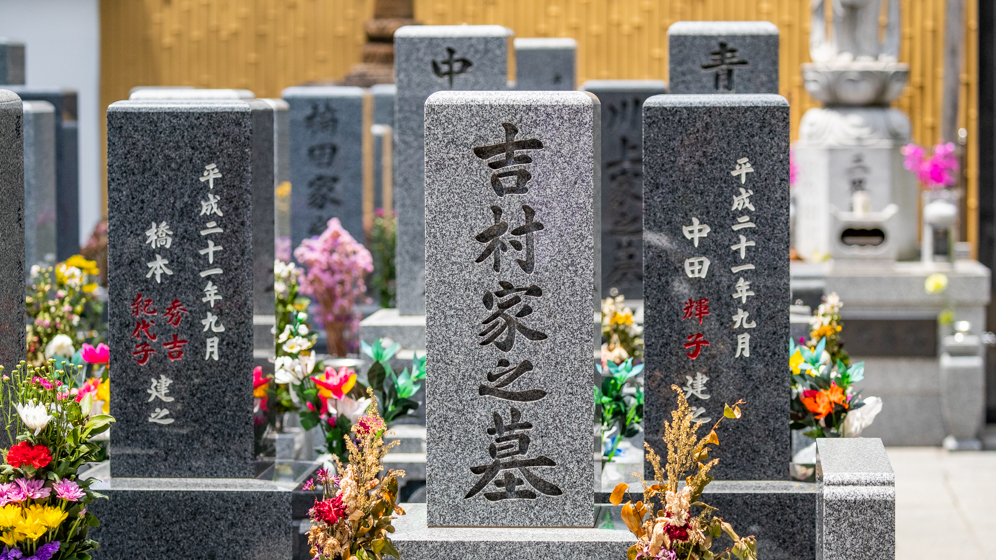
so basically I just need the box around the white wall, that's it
[0,0,101,244]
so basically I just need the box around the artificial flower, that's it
[843,396,883,438]
[663,487,691,526]
[281,336,312,355]
[81,343,109,364]
[789,349,805,375]
[0,533,16,547]
[252,367,270,398]
[355,414,386,437]
[0,505,20,528]
[273,356,303,385]
[52,479,84,502]
[76,378,100,404]
[610,310,634,326]
[43,334,75,360]
[800,384,848,420]
[30,541,60,560]
[312,366,356,402]
[334,397,370,423]
[14,403,52,436]
[13,480,49,501]
[925,273,949,294]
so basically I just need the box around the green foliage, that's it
[362,340,426,425]
[594,358,643,461]
[369,210,396,309]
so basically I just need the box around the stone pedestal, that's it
[359,307,425,352]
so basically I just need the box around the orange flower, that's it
[801,384,849,420]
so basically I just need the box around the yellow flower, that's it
[610,310,634,326]
[0,505,21,528]
[65,255,99,276]
[36,505,67,529]
[82,283,99,293]
[96,378,110,414]
[0,531,16,546]
[789,349,804,375]
[15,511,48,541]
[925,273,948,294]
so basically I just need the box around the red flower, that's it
[355,415,385,437]
[665,522,689,542]
[6,442,52,469]
[310,495,347,526]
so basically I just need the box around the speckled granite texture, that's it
[7,87,80,261]
[393,504,631,559]
[107,100,263,478]
[668,21,779,94]
[22,100,56,270]
[394,25,511,316]
[0,41,25,85]
[580,80,668,299]
[514,38,576,91]
[282,86,366,250]
[816,438,895,560]
[89,478,293,560]
[423,91,599,527]
[0,90,25,445]
[642,95,790,480]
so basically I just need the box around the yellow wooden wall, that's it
[100,0,980,251]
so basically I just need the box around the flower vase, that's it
[920,188,960,264]
[323,313,360,357]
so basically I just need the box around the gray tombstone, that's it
[262,98,292,261]
[372,83,396,127]
[668,21,779,94]
[580,80,668,299]
[8,87,80,261]
[371,84,396,211]
[282,86,366,251]
[514,38,577,91]
[394,25,512,317]
[22,100,56,270]
[424,91,599,527]
[642,94,790,480]
[0,41,25,85]
[0,89,26,377]
[107,99,274,478]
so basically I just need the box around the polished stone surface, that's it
[282,86,366,249]
[247,101,276,358]
[579,80,668,299]
[423,91,599,527]
[394,25,511,316]
[668,21,779,95]
[642,95,791,480]
[514,38,576,91]
[22,100,56,269]
[107,100,266,478]
[0,90,25,443]
[0,41,24,85]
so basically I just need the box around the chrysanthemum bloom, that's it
[14,402,53,436]
[43,334,75,360]
[0,504,21,527]
[6,442,52,469]
[52,479,85,502]
[14,479,50,501]
[310,495,347,526]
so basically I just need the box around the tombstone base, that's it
[392,504,632,559]
[359,308,426,352]
[90,477,295,560]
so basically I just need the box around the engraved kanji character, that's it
[145,221,173,249]
[305,102,338,134]
[479,282,548,353]
[474,205,544,274]
[479,359,546,402]
[131,318,157,342]
[307,175,342,209]
[307,143,338,167]
[199,239,224,264]
[684,256,711,279]
[201,311,226,333]
[730,157,754,183]
[200,163,222,189]
[205,336,220,361]
[683,372,710,400]
[162,299,189,327]
[732,215,756,231]
[684,333,710,360]
[132,342,157,366]
[730,234,756,260]
[202,281,222,307]
[148,408,175,425]
[465,407,562,501]
[732,308,756,329]
[731,187,755,211]
[682,298,710,325]
[161,334,189,362]
[731,277,755,304]
[200,193,223,217]
[690,406,712,424]
[701,41,748,91]
[131,293,157,318]
[473,123,543,197]
[147,375,175,403]
[431,46,473,89]
[735,333,751,358]
[146,254,173,284]
[682,217,711,248]
[200,221,223,236]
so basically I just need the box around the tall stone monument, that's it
[580,80,668,299]
[0,41,24,85]
[0,89,26,395]
[22,100,56,270]
[340,0,419,86]
[668,21,779,95]
[514,38,577,91]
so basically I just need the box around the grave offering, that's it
[580,79,668,298]
[95,98,292,559]
[514,37,577,91]
[668,21,779,94]
[0,40,25,85]
[22,99,57,269]
[0,90,26,437]
[283,86,366,249]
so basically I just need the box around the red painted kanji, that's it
[131,293,157,317]
[132,342,157,365]
[682,297,710,325]
[684,333,710,359]
[161,333,189,361]
[131,318,157,342]
[162,299,190,328]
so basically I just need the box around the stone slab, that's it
[0,90,25,446]
[372,83,396,126]
[371,84,396,211]
[668,21,779,94]
[282,86,366,249]
[0,41,25,85]
[392,504,631,559]
[22,99,56,269]
[129,88,255,100]
[248,101,276,358]
[642,94,790,480]
[107,100,268,478]
[514,38,576,91]
[424,91,598,527]
[580,80,668,299]
[359,307,426,350]
[394,25,512,316]
[89,477,293,560]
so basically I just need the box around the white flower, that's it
[298,324,309,336]
[282,336,312,355]
[30,265,41,278]
[44,334,76,359]
[334,397,371,422]
[16,401,53,435]
[277,325,293,344]
[844,396,883,437]
[274,280,287,296]
[273,356,301,384]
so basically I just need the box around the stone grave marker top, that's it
[129,88,255,100]
[0,41,25,85]
[668,21,779,95]
[642,94,790,481]
[424,90,599,528]
[514,37,577,91]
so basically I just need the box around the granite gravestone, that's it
[371,84,395,211]
[0,90,26,380]
[668,21,779,95]
[0,42,25,85]
[107,99,274,478]
[261,98,291,262]
[514,38,577,91]
[424,91,599,527]
[282,86,366,248]
[22,100,56,270]
[394,25,512,316]
[8,87,80,261]
[580,80,668,299]
[642,94,790,480]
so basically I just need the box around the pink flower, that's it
[903,142,959,189]
[15,478,50,500]
[0,482,20,506]
[53,479,85,501]
[81,343,110,364]
[293,218,373,326]
[76,378,100,403]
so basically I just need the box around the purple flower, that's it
[28,541,59,560]
[0,546,24,560]
[15,479,50,500]
[0,483,19,506]
[52,479,85,501]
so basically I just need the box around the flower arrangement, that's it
[362,340,426,425]
[902,142,958,190]
[26,256,104,368]
[0,361,115,560]
[304,392,405,560]
[79,220,108,287]
[368,209,396,309]
[610,386,755,560]
[595,358,643,462]
[601,295,644,366]
[294,218,373,357]
[805,293,848,366]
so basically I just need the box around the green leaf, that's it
[368,362,388,395]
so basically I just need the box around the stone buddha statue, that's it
[809,0,900,64]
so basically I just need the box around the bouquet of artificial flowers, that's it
[611,386,756,560]
[0,361,114,560]
[305,392,405,560]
